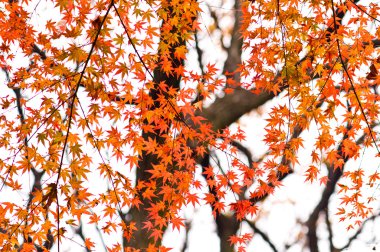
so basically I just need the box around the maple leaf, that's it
[85,238,95,250]
[319,176,329,185]
[202,166,214,179]
[170,216,185,231]
[158,246,172,252]
[213,201,225,217]
[368,172,380,184]
[305,165,319,183]
[174,45,187,60]
[149,229,163,243]
[237,246,247,252]
[143,221,154,231]
[229,235,241,245]
[186,193,199,207]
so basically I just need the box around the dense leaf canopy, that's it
[1,0,380,251]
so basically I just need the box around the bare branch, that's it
[207,6,228,52]
[194,32,205,76]
[2,63,52,251]
[222,0,242,83]
[200,89,275,131]
[231,141,253,168]
[339,212,380,250]
[74,223,91,252]
[192,32,206,104]
[32,44,47,60]
[324,208,337,252]
[246,220,278,252]
[305,119,375,252]
[181,220,191,252]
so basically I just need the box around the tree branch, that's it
[305,119,374,252]
[2,64,52,251]
[324,207,337,252]
[231,140,253,168]
[207,6,228,52]
[74,223,91,252]
[181,220,191,252]
[338,212,380,250]
[246,220,278,252]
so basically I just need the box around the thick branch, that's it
[200,0,380,133]
[200,89,274,131]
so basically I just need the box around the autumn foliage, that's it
[1,0,380,251]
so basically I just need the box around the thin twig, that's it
[339,212,380,250]
[246,220,278,252]
[331,0,380,160]
[55,2,114,249]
